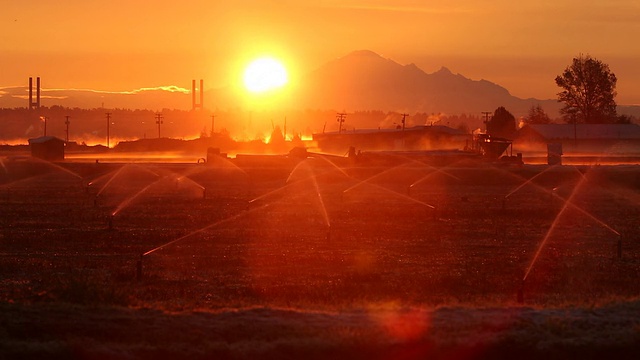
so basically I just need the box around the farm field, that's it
[1,154,639,359]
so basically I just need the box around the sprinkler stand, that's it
[136,254,143,281]
[617,234,622,259]
[108,215,114,230]
[517,280,525,304]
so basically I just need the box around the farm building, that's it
[313,125,470,154]
[514,124,640,154]
[28,136,65,161]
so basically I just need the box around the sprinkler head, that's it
[517,287,524,304]
[617,235,622,259]
[136,254,143,281]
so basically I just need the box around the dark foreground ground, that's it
[0,154,639,359]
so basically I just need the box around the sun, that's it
[243,57,288,93]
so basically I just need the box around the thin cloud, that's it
[12,95,69,100]
[316,1,472,14]
[42,86,191,95]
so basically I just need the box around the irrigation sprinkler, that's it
[107,214,114,230]
[517,281,524,304]
[617,234,622,259]
[502,197,507,212]
[326,225,331,241]
[136,254,143,281]
[549,187,557,206]
[202,187,207,199]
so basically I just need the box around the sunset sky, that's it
[2,0,639,107]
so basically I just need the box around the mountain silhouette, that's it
[297,50,561,117]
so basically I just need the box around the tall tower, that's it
[192,79,204,110]
[28,77,41,109]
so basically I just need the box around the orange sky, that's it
[2,0,639,106]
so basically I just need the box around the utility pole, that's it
[43,116,48,136]
[400,113,409,132]
[65,116,71,143]
[155,113,164,138]
[105,112,112,148]
[336,112,347,133]
[210,115,215,136]
[481,111,492,132]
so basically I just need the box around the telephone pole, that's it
[105,112,112,148]
[155,113,164,138]
[336,112,347,133]
[65,116,71,143]
[400,113,409,131]
[482,111,492,132]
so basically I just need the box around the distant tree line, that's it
[488,54,635,138]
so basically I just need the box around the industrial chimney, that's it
[28,77,41,109]
[192,79,203,110]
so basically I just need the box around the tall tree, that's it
[555,54,617,124]
[524,104,551,124]
[487,106,516,139]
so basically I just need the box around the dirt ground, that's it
[1,154,639,359]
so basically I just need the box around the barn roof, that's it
[520,124,640,140]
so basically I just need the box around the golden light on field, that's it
[243,57,288,93]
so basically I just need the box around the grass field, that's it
[1,154,639,359]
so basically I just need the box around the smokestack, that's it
[192,80,196,110]
[192,79,204,110]
[29,77,33,109]
[28,77,41,109]
[36,77,41,108]
[199,79,204,110]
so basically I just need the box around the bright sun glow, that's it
[243,58,288,93]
